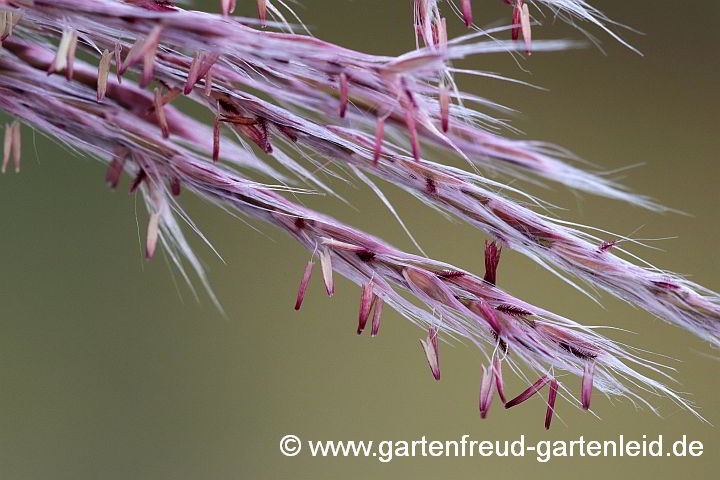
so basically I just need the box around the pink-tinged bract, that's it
[357,282,373,334]
[420,327,441,380]
[479,365,494,418]
[294,261,314,311]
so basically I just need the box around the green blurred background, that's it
[0,0,718,478]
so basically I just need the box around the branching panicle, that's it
[0,0,715,427]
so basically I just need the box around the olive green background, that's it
[0,0,717,478]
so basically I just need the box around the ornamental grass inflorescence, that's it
[0,0,717,428]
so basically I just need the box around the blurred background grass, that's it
[0,0,718,478]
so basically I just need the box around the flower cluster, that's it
[0,0,716,426]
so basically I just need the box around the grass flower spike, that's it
[0,0,717,428]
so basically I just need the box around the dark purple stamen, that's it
[170,176,181,196]
[426,177,437,195]
[496,304,534,317]
[483,240,502,285]
[437,270,465,279]
[505,375,550,409]
[544,378,558,430]
[356,249,376,262]
[129,168,147,193]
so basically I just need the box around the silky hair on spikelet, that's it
[0,0,717,428]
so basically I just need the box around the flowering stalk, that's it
[0,36,704,425]
[0,1,715,424]
[34,0,713,346]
